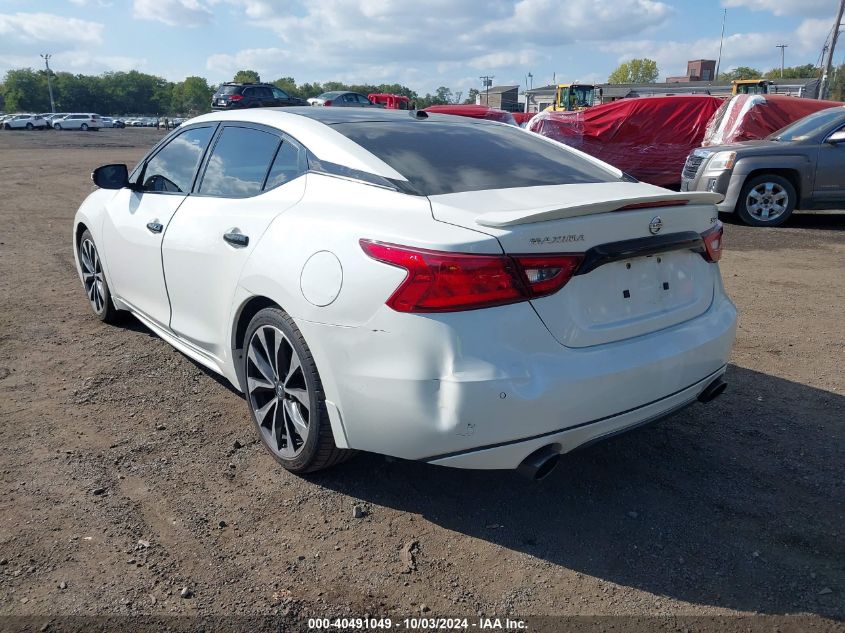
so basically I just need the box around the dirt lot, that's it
[0,129,842,629]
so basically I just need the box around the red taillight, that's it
[323,100,332,106]
[360,240,582,313]
[701,223,723,263]
[229,94,243,101]
[617,200,689,211]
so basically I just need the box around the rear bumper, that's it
[299,284,737,470]
[427,365,724,469]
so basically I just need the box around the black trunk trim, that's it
[575,231,704,276]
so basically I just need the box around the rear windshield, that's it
[332,120,621,195]
[218,85,241,95]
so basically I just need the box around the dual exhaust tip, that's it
[517,376,728,480]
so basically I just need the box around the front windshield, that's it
[768,107,845,142]
[571,86,593,107]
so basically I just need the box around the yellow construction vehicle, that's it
[545,83,602,112]
[731,79,774,95]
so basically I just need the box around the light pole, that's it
[41,53,56,113]
[775,44,788,78]
[479,75,494,105]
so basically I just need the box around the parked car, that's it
[101,117,126,129]
[309,91,379,107]
[682,106,845,226]
[73,108,735,477]
[368,93,411,109]
[44,113,69,128]
[4,114,48,130]
[53,113,102,131]
[212,83,308,110]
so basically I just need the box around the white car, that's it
[4,114,48,130]
[53,113,101,131]
[73,108,736,477]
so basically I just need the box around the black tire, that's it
[243,307,350,473]
[54,123,62,130]
[25,122,33,130]
[736,173,796,227]
[81,123,88,131]
[78,229,120,323]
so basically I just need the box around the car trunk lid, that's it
[429,182,723,348]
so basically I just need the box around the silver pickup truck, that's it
[681,106,845,226]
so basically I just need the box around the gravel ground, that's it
[0,129,842,629]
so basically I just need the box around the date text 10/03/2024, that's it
[307,617,528,630]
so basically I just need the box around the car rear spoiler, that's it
[475,191,724,228]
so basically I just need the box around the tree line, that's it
[0,67,475,115]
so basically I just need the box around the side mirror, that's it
[92,164,129,189]
[826,130,845,145]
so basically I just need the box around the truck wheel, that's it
[736,174,796,227]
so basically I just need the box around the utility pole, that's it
[479,75,494,105]
[775,44,788,77]
[819,0,844,99]
[715,9,727,80]
[41,53,56,113]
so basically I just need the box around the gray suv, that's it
[681,106,845,226]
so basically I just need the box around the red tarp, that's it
[423,104,517,125]
[702,94,844,146]
[527,95,724,188]
[512,112,537,126]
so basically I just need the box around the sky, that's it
[0,0,841,95]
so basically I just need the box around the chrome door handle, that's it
[146,222,163,234]
[223,231,249,247]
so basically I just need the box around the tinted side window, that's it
[258,87,273,98]
[199,126,280,198]
[265,138,304,190]
[142,126,214,193]
[357,94,372,104]
[272,88,289,99]
[332,120,621,195]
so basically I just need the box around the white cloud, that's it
[482,0,673,44]
[132,0,213,26]
[721,0,835,17]
[0,12,103,45]
[603,18,827,79]
[206,47,293,78]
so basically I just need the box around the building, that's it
[522,78,819,112]
[475,85,520,112]
[667,59,717,83]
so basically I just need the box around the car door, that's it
[100,124,216,328]
[162,124,307,360]
[272,87,291,106]
[813,123,845,203]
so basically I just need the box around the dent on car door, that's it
[100,125,215,328]
[162,125,307,361]
[814,124,845,202]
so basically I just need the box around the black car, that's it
[212,83,308,110]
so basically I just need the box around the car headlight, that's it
[707,151,736,171]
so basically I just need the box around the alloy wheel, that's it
[247,325,311,458]
[79,238,106,314]
[745,181,788,222]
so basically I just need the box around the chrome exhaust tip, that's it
[517,445,561,481]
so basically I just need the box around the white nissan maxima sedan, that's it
[73,107,737,478]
